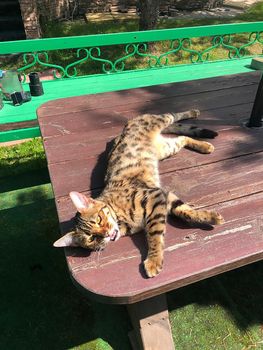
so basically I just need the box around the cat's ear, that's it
[53,231,77,247]
[69,191,95,213]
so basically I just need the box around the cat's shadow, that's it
[90,138,115,198]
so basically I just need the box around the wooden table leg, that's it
[127,294,175,350]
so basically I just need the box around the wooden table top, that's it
[38,71,263,304]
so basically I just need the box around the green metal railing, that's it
[1,22,263,80]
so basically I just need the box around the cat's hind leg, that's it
[162,109,218,139]
[155,135,214,160]
[134,110,200,136]
[154,110,200,132]
[162,124,218,139]
[169,109,200,123]
[167,192,224,226]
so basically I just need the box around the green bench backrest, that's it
[1,22,263,79]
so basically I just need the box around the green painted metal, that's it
[1,22,263,54]
[0,126,40,143]
[1,22,262,81]
[0,57,256,125]
[1,24,261,80]
[0,22,263,142]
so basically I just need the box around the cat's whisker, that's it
[95,245,105,266]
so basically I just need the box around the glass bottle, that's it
[0,70,24,100]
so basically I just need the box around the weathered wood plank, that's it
[42,104,258,165]
[0,120,38,132]
[37,72,260,119]
[162,152,263,207]
[59,192,263,304]
[39,85,257,139]
[48,146,263,200]
[127,295,174,350]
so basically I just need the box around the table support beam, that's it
[127,294,175,350]
[247,73,263,127]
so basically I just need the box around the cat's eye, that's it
[96,215,102,225]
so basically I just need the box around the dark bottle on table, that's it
[29,72,44,96]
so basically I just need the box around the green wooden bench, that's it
[0,21,263,143]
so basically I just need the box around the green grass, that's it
[239,1,263,21]
[1,139,263,349]
[42,2,263,37]
[0,138,46,178]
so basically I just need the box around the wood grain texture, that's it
[37,72,260,119]
[48,143,263,200]
[0,120,38,132]
[38,73,263,305]
[127,295,174,350]
[62,192,263,304]
[39,85,257,139]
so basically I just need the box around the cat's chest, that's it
[106,190,145,232]
[118,218,143,236]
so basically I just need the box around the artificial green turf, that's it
[1,139,263,349]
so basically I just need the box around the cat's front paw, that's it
[144,257,163,278]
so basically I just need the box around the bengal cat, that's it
[54,110,224,277]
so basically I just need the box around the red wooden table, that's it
[38,71,263,350]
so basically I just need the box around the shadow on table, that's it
[1,162,263,350]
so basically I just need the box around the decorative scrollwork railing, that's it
[15,30,263,80]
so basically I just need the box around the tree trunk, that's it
[138,0,160,31]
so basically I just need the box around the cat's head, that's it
[53,191,120,250]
